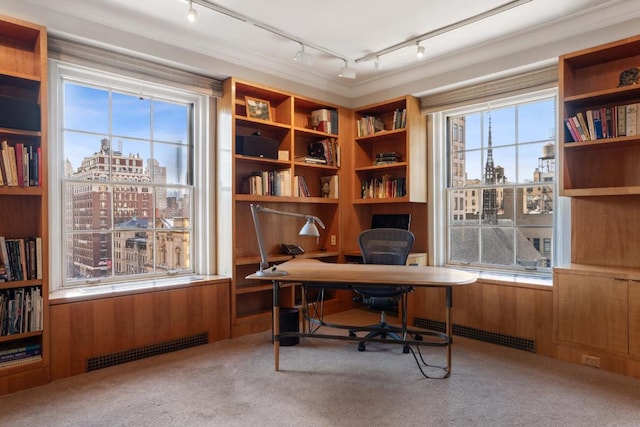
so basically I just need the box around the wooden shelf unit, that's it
[352,96,426,203]
[222,78,348,337]
[341,95,428,261]
[559,35,640,196]
[0,15,49,395]
[555,35,640,377]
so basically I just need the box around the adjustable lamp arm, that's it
[250,204,325,277]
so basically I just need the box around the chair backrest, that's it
[358,228,415,266]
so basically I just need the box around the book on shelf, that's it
[392,108,407,129]
[361,175,406,199]
[294,175,311,197]
[307,138,339,166]
[0,286,43,336]
[0,140,40,187]
[375,152,401,165]
[565,103,640,142]
[310,108,338,134]
[243,170,291,196]
[0,236,43,282]
[357,115,385,137]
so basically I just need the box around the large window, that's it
[50,61,212,290]
[442,92,557,277]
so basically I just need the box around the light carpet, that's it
[1,309,640,427]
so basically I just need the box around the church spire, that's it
[482,114,498,225]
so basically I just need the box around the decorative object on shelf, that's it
[250,204,325,276]
[245,97,271,120]
[618,67,640,87]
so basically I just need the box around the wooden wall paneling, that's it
[629,279,640,357]
[409,281,553,355]
[50,280,230,380]
[555,272,628,353]
[571,196,640,267]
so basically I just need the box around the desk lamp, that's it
[250,203,325,277]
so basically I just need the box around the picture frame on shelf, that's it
[245,97,271,121]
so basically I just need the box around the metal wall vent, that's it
[413,317,535,352]
[86,332,208,372]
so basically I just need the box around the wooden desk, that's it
[246,258,477,377]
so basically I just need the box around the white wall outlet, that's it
[581,354,600,368]
[330,235,337,246]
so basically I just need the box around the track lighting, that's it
[338,60,356,79]
[187,0,197,22]
[416,42,425,59]
[374,56,381,70]
[293,44,313,66]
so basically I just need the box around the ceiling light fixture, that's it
[293,44,313,66]
[184,0,348,67]
[338,60,356,79]
[187,0,197,22]
[355,0,532,65]
[416,42,425,59]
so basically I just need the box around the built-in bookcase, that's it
[555,35,640,378]
[221,78,350,337]
[0,15,49,395]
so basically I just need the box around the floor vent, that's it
[413,317,535,352]
[86,332,208,372]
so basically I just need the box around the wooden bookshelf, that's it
[555,35,640,378]
[0,15,49,395]
[220,78,350,337]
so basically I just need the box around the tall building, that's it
[66,138,160,279]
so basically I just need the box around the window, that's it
[438,92,558,277]
[49,61,213,290]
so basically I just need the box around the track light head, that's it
[416,43,425,59]
[374,56,381,70]
[293,44,313,66]
[338,60,356,79]
[187,1,197,22]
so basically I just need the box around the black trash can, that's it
[278,307,300,346]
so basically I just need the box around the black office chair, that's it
[349,228,415,352]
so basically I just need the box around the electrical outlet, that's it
[330,235,337,246]
[581,354,600,368]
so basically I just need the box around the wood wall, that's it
[49,279,230,379]
[409,279,554,356]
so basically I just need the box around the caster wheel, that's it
[358,342,366,352]
[403,345,410,354]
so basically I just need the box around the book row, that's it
[310,108,338,135]
[0,140,42,187]
[356,108,407,137]
[0,236,43,282]
[0,286,43,336]
[0,343,42,364]
[305,138,340,166]
[360,175,406,199]
[565,103,640,142]
[243,170,292,196]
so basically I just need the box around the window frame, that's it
[429,88,571,284]
[48,60,215,292]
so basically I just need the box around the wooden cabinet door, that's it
[556,272,628,353]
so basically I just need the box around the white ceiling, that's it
[3,0,640,106]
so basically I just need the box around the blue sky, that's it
[458,98,555,184]
[63,82,190,184]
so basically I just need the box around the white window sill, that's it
[50,274,230,304]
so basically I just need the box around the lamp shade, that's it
[299,217,320,237]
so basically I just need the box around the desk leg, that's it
[273,280,280,372]
[445,286,452,378]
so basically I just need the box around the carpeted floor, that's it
[1,309,640,426]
